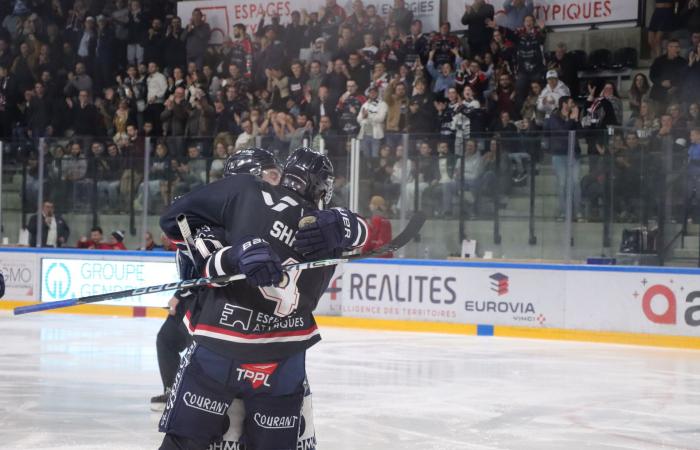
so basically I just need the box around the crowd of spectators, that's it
[2,0,700,223]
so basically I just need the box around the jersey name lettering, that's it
[270,221,295,247]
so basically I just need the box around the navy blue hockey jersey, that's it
[160,174,364,361]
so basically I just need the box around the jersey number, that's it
[259,258,301,317]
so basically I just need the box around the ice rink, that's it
[0,313,699,450]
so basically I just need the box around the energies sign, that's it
[342,262,565,327]
[40,258,178,307]
[448,0,638,29]
[177,0,440,44]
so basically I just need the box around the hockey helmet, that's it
[224,147,279,178]
[281,147,334,204]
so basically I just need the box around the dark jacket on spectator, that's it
[185,101,215,137]
[143,28,165,67]
[160,100,189,136]
[127,9,148,45]
[27,94,53,136]
[650,54,687,106]
[164,26,187,70]
[544,110,580,156]
[183,22,211,66]
[408,92,436,133]
[27,213,70,247]
[461,3,495,55]
[70,102,102,135]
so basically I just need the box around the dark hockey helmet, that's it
[224,147,279,177]
[281,147,334,204]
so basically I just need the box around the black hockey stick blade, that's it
[349,211,426,260]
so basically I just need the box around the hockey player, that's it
[158,147,368,449]
[150,148,281,412]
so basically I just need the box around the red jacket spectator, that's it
[76,226,114,249]
[362,196,393,258]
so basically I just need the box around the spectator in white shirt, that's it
[357,86,388,157]
[537,70,571,118]
[146,61,168,133]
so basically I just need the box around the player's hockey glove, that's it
[229,237,283,287]
[194,225,225,259]
[294,208,367,260]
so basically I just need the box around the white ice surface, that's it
[0,312,699,450]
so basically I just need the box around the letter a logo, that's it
[641,284,676,324]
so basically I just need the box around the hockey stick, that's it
[13,212,425,315]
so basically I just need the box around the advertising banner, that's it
[565,271,700,337]
[447,0,639,30]
[315,266,343,316]
[40,258,178,307]
[0,252,39,301]
[177,0,440,44]
[341,262,566,327]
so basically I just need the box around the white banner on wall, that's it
[40,258,178,308]
[315,266,343,316]
[0,252,39,301]
[177,0,440,44]
[342,262,700,338]
[341,263,566,327]
[447,0,639,30]
[565,271,700,337]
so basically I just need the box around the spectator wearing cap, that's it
[537,70,570,119]
[357,86,388,157]
[182,8,211,69]
[109,230,127,250]
[310,37,332,68]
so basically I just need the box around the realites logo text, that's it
[636,279,700,326]
[489,273,509,296]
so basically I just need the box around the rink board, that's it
[1,248,700,349]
